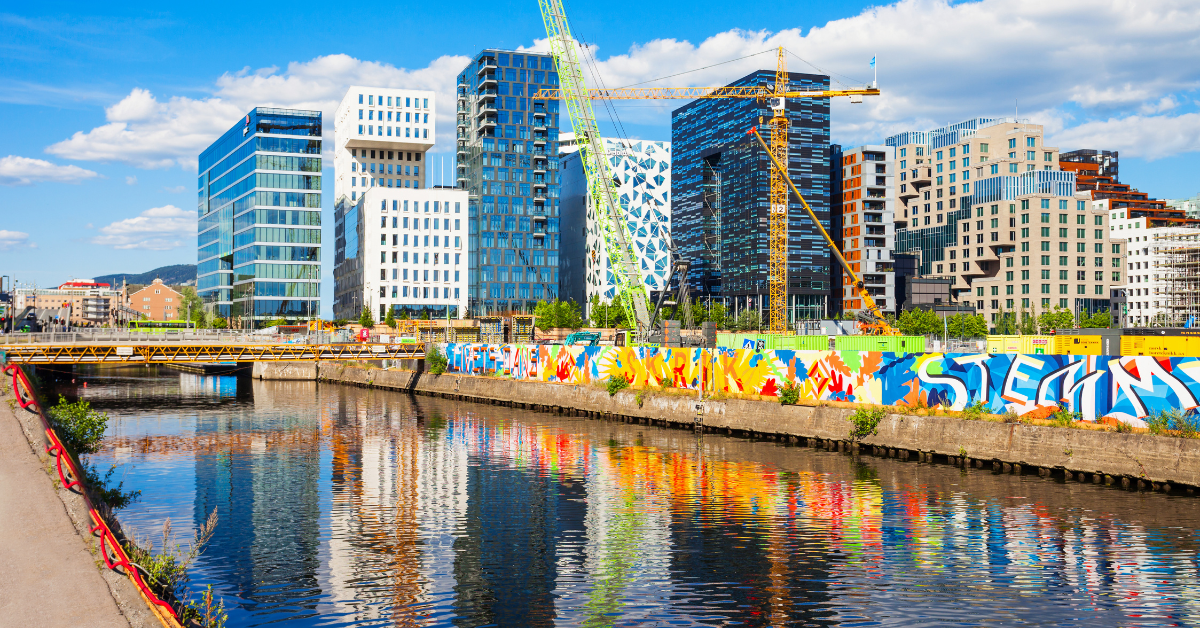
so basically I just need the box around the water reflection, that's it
[79,367,1200,627]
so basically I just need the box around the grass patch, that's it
[959,401,987,421]
[606,375,630,397]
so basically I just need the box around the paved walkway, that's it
[0,398,130,628]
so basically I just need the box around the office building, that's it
[331,87,468,321]
[832,145,895,314]
[456,49,563,315]
[889,117,1125,322]
[1061,149,1197,227]
[1106,216,1200,326]
[560,139,672,313]
[197,108,322,328]
[672,70,832,321]
[1166,193,1200,219]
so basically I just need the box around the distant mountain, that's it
[94,264,196,288]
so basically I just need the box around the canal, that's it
[69,366,1199,627]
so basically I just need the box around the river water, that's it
[70,366,1199,627]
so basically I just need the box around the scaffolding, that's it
[1157,231,1200,325]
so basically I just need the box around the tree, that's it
[735,309,761,331]
[707,302,728,330]
[178,286,205,327]
[840,310,857,321]
[896,308,941,336]
[358,306,373,328]
[331,318,349,328]
[589,294,629,329]
[1038,306,1074,333]
[384,307,396,330]
[947,313,988,337]
[210,317,228,329]
[534,299,584,330]
[1080,311,1112,328]
[1018,307,1038,335]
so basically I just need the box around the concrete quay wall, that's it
[317,364,1200,491]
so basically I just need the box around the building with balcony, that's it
[832,145,895,314]
[559,139,672,314]
[671,70,833,322]
[1060,148,1198,227]
[889,118,1126,323]
[14,280,129,327]
[455,49,563,315]
[1166,193,1200,219]
[1105,215,1200,326]
[197,107,322,328]
[332,87,467,321]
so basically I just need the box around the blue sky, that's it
[3,0,1200,318]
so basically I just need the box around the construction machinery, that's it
[535,50,880,333]
[564,331,601,346]
[748,127,898,336]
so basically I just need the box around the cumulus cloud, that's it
[0,155,99,186]
[1051,113,1200,160]
[0,230,33,250]
[47,54,469,169]
[125,175,137,185]
[44,0,1200,166]
[163,185,186,193]
[92,205,195,250]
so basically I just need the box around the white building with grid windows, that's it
[331,86,468,321]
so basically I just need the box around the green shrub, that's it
[1146,408,1200,437]
[849,406,886,441]
[1115,420,1133,433]
[778,381,799,406]
[426,345,448,375]
[960,400,986,421]
[1049,404,1080,427]
[48,396,108,455]
[635,391,646,408]
[606,374,629,396]
[124,509,220,625]
[1002,410,1021,424]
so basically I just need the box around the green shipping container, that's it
[776,335,829,351]
[834,335,926,354]
[716,334,828,351]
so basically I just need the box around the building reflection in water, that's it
[84,373,1200,627]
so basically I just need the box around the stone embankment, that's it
[315,363,1200,492]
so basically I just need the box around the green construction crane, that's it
[538,0,652,340]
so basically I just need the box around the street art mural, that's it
[440,344,1200,427]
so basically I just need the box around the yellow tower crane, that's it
[536,48,879,333]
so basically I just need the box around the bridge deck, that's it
[0,343,425,364]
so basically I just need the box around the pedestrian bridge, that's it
[0,332,424,364]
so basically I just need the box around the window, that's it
[1040,212,1050,222]
[1112,244,1121,254]
[1008,138,1017,149]
[1026,137,1036,148]
[1045,151,1053,162]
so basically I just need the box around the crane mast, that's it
[538,0,652,337]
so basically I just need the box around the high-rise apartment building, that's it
[672,70,832,322]
[197,108,322,328]
[331,87,468,321]
[832,145,895,314]
[559,139,672,313]
[456,49,563,315]
[890,117,1125,322]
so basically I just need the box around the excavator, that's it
[748,127,899,336]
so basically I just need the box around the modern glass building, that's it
[455,49,562,315]
[197,108,322,328]
[671,70,832,321]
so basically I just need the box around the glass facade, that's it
[894,208,969,277]
[198,108,321,327]
[671,70,832,319]
[456,49,562,315]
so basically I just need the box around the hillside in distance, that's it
[94,264,196,287]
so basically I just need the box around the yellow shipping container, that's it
[1121,336,1145,356]
[1124,336,1194,357]
[1055,335,1103,355]
[986,335,1054,354]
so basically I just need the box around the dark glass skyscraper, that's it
[456,49,562,315]
[672,71,832,320]
[197,108,322,328]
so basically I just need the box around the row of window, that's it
[351,177,421,190]
[379,252,461,265]
[379,269,460,282]
[380,216,460,230]
[479,248,557,266]
[380,234,462,248]
[360,110,428,123]
[479,266,555,283]
[986,298,1081,315]
[358,94,429,108]
[359,125,429,139]
[379,286,460,300]
[352,161,419,175]
[980,284,1110,296]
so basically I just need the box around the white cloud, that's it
[47,53,469,170]
[0,230,32,250]
[0,155,98,186]
[1051,113,1200,160]
[91,205,195,250]
[44,0,1200,167]
[125,175,137,185]
[163,185,186,193]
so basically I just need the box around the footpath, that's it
[0,386,153,628]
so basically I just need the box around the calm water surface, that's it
[70,366,1200,627]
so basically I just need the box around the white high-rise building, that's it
[332,86,468,321]
[1107,215,1200,326]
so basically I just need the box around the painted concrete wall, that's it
[441,343,1200,427]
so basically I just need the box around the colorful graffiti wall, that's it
[440,343,1200,427]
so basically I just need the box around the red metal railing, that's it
[3,364,182,627]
